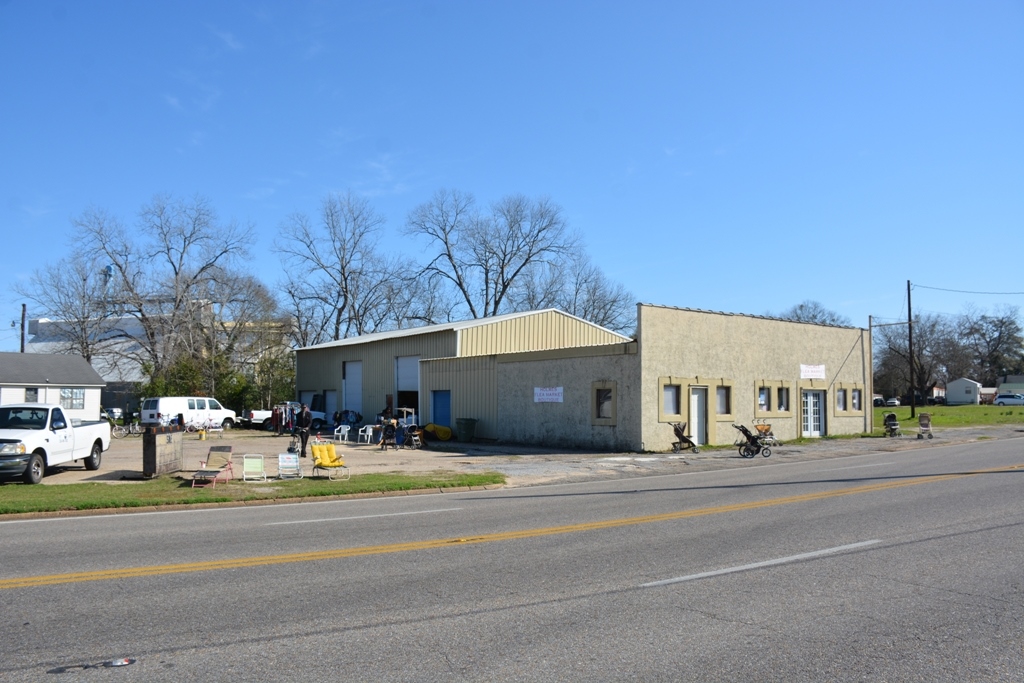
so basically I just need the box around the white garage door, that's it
[344,361,362,415]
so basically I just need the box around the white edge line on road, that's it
[265,507,464,525]
[641,539,882,587]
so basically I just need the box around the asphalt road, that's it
[2,435,1023,681]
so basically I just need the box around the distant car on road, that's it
[994,393,1024,406]
[885,397,901,406]
[873,397,885,407]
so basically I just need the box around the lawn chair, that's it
[917,413,933,439]
[242,454,267,482]
[277,452,303,479]
[192,445,234,488]
[333,425,350,443]
[883,412,902,438]
[311,440,351,480]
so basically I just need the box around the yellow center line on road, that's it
[2,464,1020,590]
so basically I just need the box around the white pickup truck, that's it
[0,403,111,484]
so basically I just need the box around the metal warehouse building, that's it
[295,304,872,451]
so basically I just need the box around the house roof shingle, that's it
[0,352,106,387]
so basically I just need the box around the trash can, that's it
[455,418,477,443]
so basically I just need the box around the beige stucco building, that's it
[295,304,872,452]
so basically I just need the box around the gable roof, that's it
[0,352,106,387]
[299,308,631,351]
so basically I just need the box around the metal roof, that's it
[0,352,106,386]
[298,308,631,351]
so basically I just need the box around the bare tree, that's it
[16,254,121,363]
[277,192,404,343]
[771,300,852,327]
[512,253,636,335]
[873,313,955,400]
[956,305,1024,386]
[406,190,578,319]
[74,195,253,391]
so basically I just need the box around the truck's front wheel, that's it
[84,442,102,471]
[23,453,44,484]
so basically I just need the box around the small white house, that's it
[0,352,106,421]
[945,377,981,405]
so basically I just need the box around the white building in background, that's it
[944,377,981,405]
[0,352,106,421]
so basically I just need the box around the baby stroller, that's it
[669,422,700,454]
[753,418,781,447]
[883,412,902,437]
[733,423,772,458]
[379,420,398,450]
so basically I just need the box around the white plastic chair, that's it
[357,425,374,444]
[333,425,350,443]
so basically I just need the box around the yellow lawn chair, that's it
[311,440,350,480]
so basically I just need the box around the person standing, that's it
[297,404,313,458]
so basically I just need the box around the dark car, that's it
[873,397,885,407]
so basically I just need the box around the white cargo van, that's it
[139,396,237,429]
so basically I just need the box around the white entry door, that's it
[690,387,708,445]
[802,390,825,437]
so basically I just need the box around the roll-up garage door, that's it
[396,356,420,391]
[344,361,362,415]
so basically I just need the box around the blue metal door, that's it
[432,390,451,427]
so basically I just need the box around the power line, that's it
[913,284,1024,296]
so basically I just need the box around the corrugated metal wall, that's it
[458,310,628,356]
[295,331,458,418]
[419,355,498,439]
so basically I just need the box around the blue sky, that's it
[2,0,1022,351]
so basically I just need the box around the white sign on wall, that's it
[800,364,826,380]
[534,387,564,403]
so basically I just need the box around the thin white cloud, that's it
[163,94,182,110]
[211,28,243,51]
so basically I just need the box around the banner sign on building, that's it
[534,387,564,403]
[800,364,826,380]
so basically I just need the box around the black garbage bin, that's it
[455,418,477,443]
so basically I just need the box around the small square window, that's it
[596,389,613,419]
[716,386,731,415]
[663,385,681,415]
[25,388,38,402]
[777,387,790,412]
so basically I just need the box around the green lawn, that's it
[873,404,1024,432]
[0,471,506,515]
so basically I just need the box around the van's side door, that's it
[194,398,208,427]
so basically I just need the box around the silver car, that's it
[994,393,1024,406]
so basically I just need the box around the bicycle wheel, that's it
[112,425,128,439]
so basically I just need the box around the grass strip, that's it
[0,470,506,515]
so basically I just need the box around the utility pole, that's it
[907,280,915,419]
[20,303,26,353]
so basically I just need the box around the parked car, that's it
[927,396,946,405]
[873,397,886,407]
[885,397,900,406]
[994,393,1024,406]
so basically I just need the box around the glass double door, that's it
[801,390,825,437]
